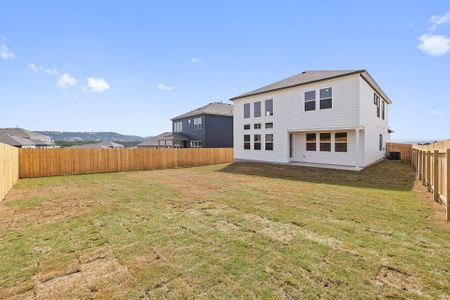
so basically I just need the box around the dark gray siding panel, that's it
[204,115,233,148]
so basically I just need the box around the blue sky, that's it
[0,1,449,140]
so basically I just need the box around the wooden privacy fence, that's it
[411,139,450,221]
[386,142,412,161]
[0,143,19,201]
[19,148,233,178]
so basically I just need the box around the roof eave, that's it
[230,70,366,101]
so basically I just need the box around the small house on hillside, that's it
[230,70,391,171]
[0,134,36,148]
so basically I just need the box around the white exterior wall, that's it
[233,75,362,164]
[358,77,390,167]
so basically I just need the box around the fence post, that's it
[433,150,439,202]
[422,151,426,185]
[426,151,431,191]
[446,149,450,221]
[418,150,422,180]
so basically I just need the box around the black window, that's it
[375,94,380,118]
[254,101,261,117]
[265,122,273,129]
[254,123,261,129]
[265,99,273,116]
[305,90,316,111]
[306,133,316,151]
[335,132,347,152]
[382,101,385,120]
[320,87,332,110]
[265,134,273,151]
[244,103,250,118]
[244,124,250,130]
[244,135,250,150]
[254,134,261,150]
[320,133,331,152]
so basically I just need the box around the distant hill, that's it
[38,131,145,142]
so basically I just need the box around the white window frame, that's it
[174,121,182,132]
[194,117,202,130]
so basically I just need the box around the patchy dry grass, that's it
[0,161,449,299]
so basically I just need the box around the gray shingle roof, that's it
[171,102,233,120]
[0,134,36,147]
[0,128,51,140]
[230,69,391,104]
[70,141,124,148]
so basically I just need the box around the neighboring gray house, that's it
[0,134,37,148]
[170,102,233,148]
[0,128,55,148]
[70,141,124,149]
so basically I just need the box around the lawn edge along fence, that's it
[412,139,450,221]
[19,148,233,178]
[0,143,19,202]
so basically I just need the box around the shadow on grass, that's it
[218,160,416,192]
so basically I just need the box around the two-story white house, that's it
[230,70,391,171]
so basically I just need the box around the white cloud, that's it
[430,11,450,32]
[417,34,450,56]
[87,77,110,93]
[158,83,173,91]
[57,73,78,88]
[28,63,60,76]
[0,45,15,60]
[191,57,205,65]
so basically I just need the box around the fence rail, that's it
[19,148,233,178]
[0,143,19,202]
[411,140,450,221]
[386,142,412,161]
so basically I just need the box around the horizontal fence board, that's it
[18,148,234,178]
[0,143,19,202]
[386,142,412,161]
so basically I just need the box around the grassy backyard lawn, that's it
[0,161,449,299]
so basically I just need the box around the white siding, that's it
[358,77,389,167]
[234,75,361,163]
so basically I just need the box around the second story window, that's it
[254,123,261,129]
[382,101,385,120]
[320,87,332,110]
[244,103,250,118]
[174,121,182,132]
[265,99,273,116]
[254,101,261,117]
[194,117,202,130]
[305,90,316,111]
[374,93,380,118]
[244,124,250,130]
[265,122,273,129]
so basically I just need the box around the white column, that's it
[355,128,360,168]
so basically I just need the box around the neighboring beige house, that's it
[70,141,124,149]
[0,128,55,148]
